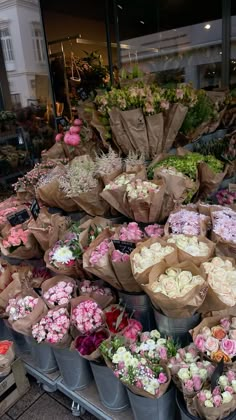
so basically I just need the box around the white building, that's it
[121,17,236,88]
[0,0,48,108]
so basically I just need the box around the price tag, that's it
[229,184,236,193]
[112,240,136,255]
[7,209,30,226]
[30,199,40,221]
[211,358,224,391]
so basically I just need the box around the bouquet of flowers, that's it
[130,330,177,364]
[0,260,11,292]
[113,222,144,243]
[130,237,177,286]
[105,304,129,334]
[211,208,236,258]
[78,216,111,249]
[42,276,75,308]
[192,316,236,363]
[167,234,215,266]
[216,189,236,209]
[0,224,41,260]
[144,224,164,238]
[174,361,214,396]
[146,261,207,318]
[78,280,114,309]
[71,297,105,336]
[74,328,110,361]
[201,257,236,312]
[95,148,123,186]
[32,307,71,348]
[165,208,211,237]
[6,295,38,321]
[168,344,200,372]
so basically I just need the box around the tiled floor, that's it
[1,377,96,420]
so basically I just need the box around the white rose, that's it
[231,380,236,393]
[205,390,212,400]
[212,257,225,268]
[189,364,198,375]
[150,330,161,339]
[166,268,180,277]
[199,369,207,381]
[178,271,193,288]
[222,391,233,404]
[178,368,191,381]
[156,338,167,346]
[204,400,214,408]
[218,375,229,388]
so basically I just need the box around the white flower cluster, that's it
[167,235,209,257]
[151,268,204,297]
[203,257,236,306]
[126,180,159,200]
[132,242,174,274]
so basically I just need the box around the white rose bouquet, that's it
[167,234,215,266]
[145,261,208,318]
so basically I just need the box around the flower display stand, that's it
[127,386,175,420]
[53,347,93,390]
[152,307,201,346]
[118,290,156,331]
[90,362,130,412]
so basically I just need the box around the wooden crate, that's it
[0,358,30,416]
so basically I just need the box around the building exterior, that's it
[0,0,48,108]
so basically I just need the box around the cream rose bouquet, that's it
[167,234,215,266]
[145,261,208,317]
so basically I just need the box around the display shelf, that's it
[57,379,133,420]
[22,353,60,392]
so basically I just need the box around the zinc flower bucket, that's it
[118,290,156,331]
[127,386,175,420]
[90,362,130,411]
[152,306,201,346]
[176,390,236,420]
[25,336,58,373]
[3,320,31,356]
[53,347,92,390]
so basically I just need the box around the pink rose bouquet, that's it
[71,299,104,335]
[175,361,214,395]
[111,249,130,262]
[43,281,74,307]
[2,226,30,252]
[118,222,143,242]
[89,239,110,266]
[6,296,38,321]
[144,224,164,238]
[32,308,70,344]
[79,280,112,297]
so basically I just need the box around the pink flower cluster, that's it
[32,308,70,344]
[71,300,104,334]
[122,319,142,342]
[216,189,236,206]
[6,296,38,321]
[111,250,130,262]
[168,210,209,235]
[2,226,30,249]
[89,239,110,265]
[197,370,236,407]
[194,317,236,361]
[212,209,236,243]
[119,223,143,242]
[80,280,112,296]
[144,224,164,238]
[55,119,82,147]
[43,281,74,306]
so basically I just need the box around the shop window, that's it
[0,28,14,62]
[32,25,46,63]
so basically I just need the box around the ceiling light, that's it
[117,4,123,9]
[204,24,211,30]
[219,51,222,55]
[140,20,145,24]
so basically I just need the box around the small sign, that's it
[211,358,224,391]
[112,240,136,255]
[7,209,30,227]
[30,199,40,221]
[229,184,236,193]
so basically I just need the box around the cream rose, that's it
[167,234,209,256]
[222,391,233,404]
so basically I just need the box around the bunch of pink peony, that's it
[89,239,110,265]
[2,226,30,250]
[32,308,70,344]
[55,119,82,147]
[118,222,143,242]
[43,281,74,306]
[6,296,38,321]
[79,280,112,296]
[194,317,236,362]
[71,300,104,334]
[111,250,130,262]
[197,370,236,408]
[144,224,164,238]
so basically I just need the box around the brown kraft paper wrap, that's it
[146,260,208,317]
[120,108,149,157]
[145,113,164,159]
[130,237,178,287]
[127,180,165,223]
[211,230,236,259]
[37,177,78,212]
[72,184,109,217]
[109,108,135,154]
[162,104,188,152]
[41,142,66,161]
[111,257,142,293]
[72,328,110,361]
[70,296,105,339]
[44,248,79,278]
[99,168,123,187]
[79,216,112,249]
[166,235,216,267]
[28,208,70,251]
[197,161,228,200]
[41,275,77,309]
[0,276,22,314]
[0,228,42,260]
[83,229,122,290]
[9,290,48,336]
[0,260,11,292]
[192,393,236,420]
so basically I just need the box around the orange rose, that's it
[211,350,231,363]
[211,326,226,340]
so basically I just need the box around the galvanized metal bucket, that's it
[26,337,58,373]
[176,390,236,420]
[152,307,201,346]
[3,321,31,356]
[118,290,156,331]
[127,386,176,420]
[53,347,93,390]
[90,362,130,412]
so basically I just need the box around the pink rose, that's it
[198,391,207,403]
[212,386,221,396]
[184,379,194,393]
[158,372,167,384]
[225,386,234,394]
[193,375,202,391]
[220,339,236,357]
[159,347,168,360]
[220,318,231,331]
[226,371,236,382]
[194,335,206,352]
[213,395,222,407]
[205,337,219,353]
[201,327,212,339]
